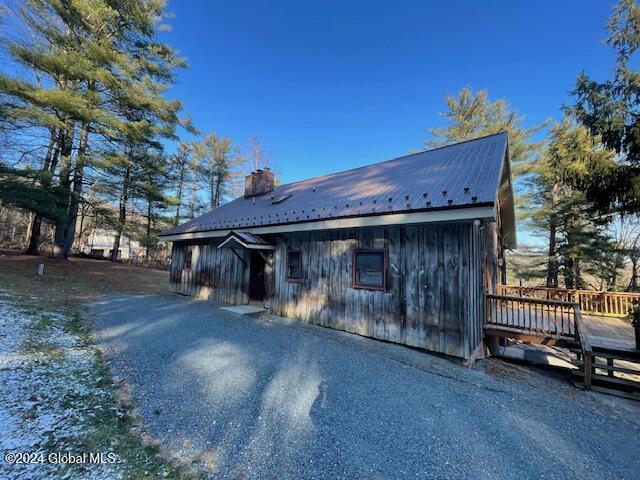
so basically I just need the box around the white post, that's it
[37,263,44,277]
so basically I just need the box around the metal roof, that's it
[218,231,275,250]
[162,132,509,237]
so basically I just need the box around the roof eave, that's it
[495,138,517,249]
[159,203,496,242]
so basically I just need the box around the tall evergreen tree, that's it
[427,87,547,175]
[0,0,186,258]
[527,119,617,288]
[427,88,547,282]
[192,133,240,210]
[569,0,640,215]
[170,142,194,227]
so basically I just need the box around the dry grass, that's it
[0,250,169,309]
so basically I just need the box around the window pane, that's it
[355,251,384,287]
[288,251,301,279]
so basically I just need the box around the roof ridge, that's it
[275,131,507,191]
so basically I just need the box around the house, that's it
[79,227,142,259]
[159,132,516,361]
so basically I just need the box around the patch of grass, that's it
[32,314,54,331]
[22,314,66,362]
[0,253,205,478]
[22,340,66,362]
[62,308,93,346]
[2,290,204,479]
[0,252,169,309]
[75,355,203,479]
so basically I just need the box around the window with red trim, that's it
[353,249,386,290]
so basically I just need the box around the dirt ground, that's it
[0,250,169,309]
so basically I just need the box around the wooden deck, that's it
[484,292,639,398]
[583,315,636,352]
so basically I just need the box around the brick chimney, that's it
[244,168,274,198]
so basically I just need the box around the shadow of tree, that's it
[87,294,640,479]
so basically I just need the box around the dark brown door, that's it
[249,251,266,301]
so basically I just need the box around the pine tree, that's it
[528,119,617,288]
[568,0,640,214]
[192,133,240,210]
[427,87,547,175]
[0,0,187,258]
[135,152,172,261]
[427,88,547,282]
[170,142,194,227]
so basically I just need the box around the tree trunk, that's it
[26,130,59,255]
[174,164,185,227]
[25,215,43,256]
[111,166,130,262]
[53,119,76,257]
[546,184,560,288]
[209,176,216,209]
[23,212,34,249]
[214,176,223,209]
[188,188,197,219]
[630,256,639,291]
[61,122,89,257]
[575,260,583,289]
[546,218,558,288]
[145,200,152,261]
[564,257,575,289]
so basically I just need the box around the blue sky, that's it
[162,0,616,185]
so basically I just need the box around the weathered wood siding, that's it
[169,221,498,359]
[269,223,486,359]
[169,240,249,304]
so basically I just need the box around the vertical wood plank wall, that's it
[169,221,497,359]
[269,223,489,359]
[169,240,249,305]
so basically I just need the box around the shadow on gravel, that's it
[87,294,640,480]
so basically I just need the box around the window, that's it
[287,250,302,281]
[183,246,192,270]
[353,249,387,290]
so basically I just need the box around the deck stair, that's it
[484,288,640,400]
[569,345,640,400]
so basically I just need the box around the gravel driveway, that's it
[88,294,640,480]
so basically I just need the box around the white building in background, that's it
[78,228,144,260]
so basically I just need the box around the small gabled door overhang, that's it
[217,231,275,251]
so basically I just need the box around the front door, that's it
[249,251,266,302]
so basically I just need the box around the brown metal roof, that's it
[162,132,509,237]
[218,231,275,250]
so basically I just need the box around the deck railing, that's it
[484,293,593,388]
[484,293,578,340]
[497,285,640,318]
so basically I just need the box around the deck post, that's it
[583,351,592,390]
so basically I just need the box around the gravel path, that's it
[88,294,640,480]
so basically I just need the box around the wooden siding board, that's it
[422,226,440,352]
[171,222,491,359]
[443,226,462,357]
[404,226,421,347]
[387,227,403,343]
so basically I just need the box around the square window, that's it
[353,249,386,290]
[287,250,302,281]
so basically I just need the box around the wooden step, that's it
[591,347,640,362]
[573,371,640,389]
[592,362,640,376]
[574,382,640,400]
[571,359,640,376]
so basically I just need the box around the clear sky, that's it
[162,0,617,185]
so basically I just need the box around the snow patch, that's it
[0,303,123,480]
